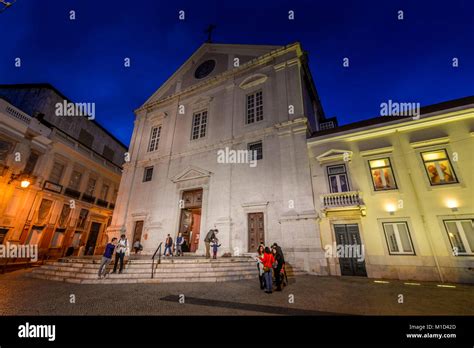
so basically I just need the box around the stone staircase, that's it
[27,254,307,284]
[27,255,260,284]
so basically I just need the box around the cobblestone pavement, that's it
[0,270,472,316]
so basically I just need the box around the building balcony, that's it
[81,194,96,204]
[320,191,365,216]
[96,199,109,208]
[64,187,81,199]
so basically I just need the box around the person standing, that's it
[98,237,117,278]
[164,234,173,256]
[272,246,284,291]
[133,239,142,254]
[112,234,128,274]
[211,238,221,259]
[204,229,217,259]
[175,233,184,256]
[256,245,265,290]
[260,247,275,294]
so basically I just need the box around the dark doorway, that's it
[178,189,203,253]
[85,222,101,255]
[334,224,367,276]
[133,220,144,244]
[248,212,264,252]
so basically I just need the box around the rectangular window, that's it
[327,164,350,193]
[76,209,89,229]
[143,166,153,182]
[148,126,161,152]
[444,220,474,255]
[100,184,109,201]
[50,228,66,248]
[421,149,458,185]
[23,152,39,175]
[79,129,94,148]
[248,141,263,161]
[49,162,65,184]
[72,231,82,247]
[383,222,415,255]
[191,111,208,140]
[102,145,115,162]
[368,158,398,191]
[86,177,96,196]
[57,204,71,228]
[0,139,14,162]
[68,170,83,190]
[246,90,263,124]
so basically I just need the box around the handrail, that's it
[151,242,163,279]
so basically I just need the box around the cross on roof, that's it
[205,24,216,43]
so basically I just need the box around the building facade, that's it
[0,84,127,259]
[108,43,331,273]
[308,98,474,283]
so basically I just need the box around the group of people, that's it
[163,232,188,257]
[97,234,130,279]
[256,242,286,294]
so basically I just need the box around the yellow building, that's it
[0,84,126,260]
[308,96,474,283]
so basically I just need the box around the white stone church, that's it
[108,42,329,273]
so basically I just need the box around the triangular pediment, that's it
[142,43,282,107]
[316,149,353,164]
[171,165,212,183]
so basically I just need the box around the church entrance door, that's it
[178,189,203,253]
[248,212,264,252]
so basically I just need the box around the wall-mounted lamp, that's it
[8,172,31,188]
[385,203,396,215]
[446,199,459,212]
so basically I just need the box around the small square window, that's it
[368,158,398,191]
[248,141,263,161]
[420,149,458,185]
[143,166,154,182]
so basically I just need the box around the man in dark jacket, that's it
[98,237,117,279]
[164,234,173,256]
[204,229,218,258]
[271,243,285,291]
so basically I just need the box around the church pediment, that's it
[171,166,212,183]
[316,149,353,164]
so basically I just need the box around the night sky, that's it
[1,0,473,145]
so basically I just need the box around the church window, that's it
[148,126,161,152]
[248,141,263,161]
[143,166,153,182]
[191,111,207,140]
[246,90,263,124]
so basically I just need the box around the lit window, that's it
[148,126,161,152]
[444,220,474,256]
[368,158,398,191]
[246,90,263,124]
[383,222,415,255]
[191,111,208,140]
[327,164,350,193]
[421,149,458,185]
[143,166,153,182]
[248,141,263,161]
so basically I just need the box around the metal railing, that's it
[151,242,163,279]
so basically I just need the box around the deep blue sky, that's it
[1,0,473,145]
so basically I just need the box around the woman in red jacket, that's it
[260,247,275,294]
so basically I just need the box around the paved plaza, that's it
[0,269,472,316]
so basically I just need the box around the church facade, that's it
[108,43,330,273]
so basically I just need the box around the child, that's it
[211,238,221,259]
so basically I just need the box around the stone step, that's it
[54,258,255,265]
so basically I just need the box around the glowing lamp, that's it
[446,199,458,211]
[385,203,396,215]
[20,179,31,188]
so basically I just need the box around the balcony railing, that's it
[321,191,363,209]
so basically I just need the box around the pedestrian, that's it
[260,247,275,294]
[211,238,221,259]
[256,244,265,290]
[98,237,117,278]
[133,239,143,254]
[272,245,284,291]
[175,232,185,256]
[112,234,129,274]
[204,229,218,259]
[164,234,173,256]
